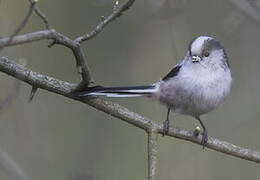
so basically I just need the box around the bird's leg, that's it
[163,108,171,136]
[196,117,208,148]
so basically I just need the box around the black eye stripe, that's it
[204,39,223,51]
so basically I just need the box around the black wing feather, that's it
[162,65,182,81]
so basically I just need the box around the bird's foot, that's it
[162,120,170,136]
[201,130,208,149]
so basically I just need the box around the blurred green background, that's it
[1,0,260,179]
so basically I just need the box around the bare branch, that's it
[0,30,93,85]
[147,125,158,180]
[0,30,73,48]
[75,0,136,43]
[71,45,94,85]
[0,56,260,164]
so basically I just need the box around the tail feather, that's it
[75,85,157,97]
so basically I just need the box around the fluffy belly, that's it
[176,88,225,116]
[156,74,231,116]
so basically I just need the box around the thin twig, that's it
[75,0,136,43]
[0,56,260,164]
[147,124,158,180]
[28,0,51,29]
[0,1,36,52]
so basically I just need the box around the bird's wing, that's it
[162,64,182,81]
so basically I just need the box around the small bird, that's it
[76,36,232,147]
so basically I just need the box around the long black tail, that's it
[75,85,157,97]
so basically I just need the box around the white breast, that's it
[156,63,232,117]
[178,63,232,116]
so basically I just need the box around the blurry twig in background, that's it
[0,78,21,114]
[220,0,260,38]
[0,1,36,53]
[148,0,190,19]
[0,58,30,180]
[0,149,32,180]
[229,0,260,23]
[0,59,25,113]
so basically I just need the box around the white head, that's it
[187,36,229,70]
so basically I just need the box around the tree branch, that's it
[75,0,136,43]
[0,56,260,164]
[0,30,93,85]
[0,0,92,85]
[147,125,158,180]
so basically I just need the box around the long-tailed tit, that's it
[75,36,232,147]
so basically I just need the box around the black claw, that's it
[195,116,208,149]
[162,120,169,136]
[162,108,171,136]
[201,130,208,149]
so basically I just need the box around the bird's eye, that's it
[204,52,210,57]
